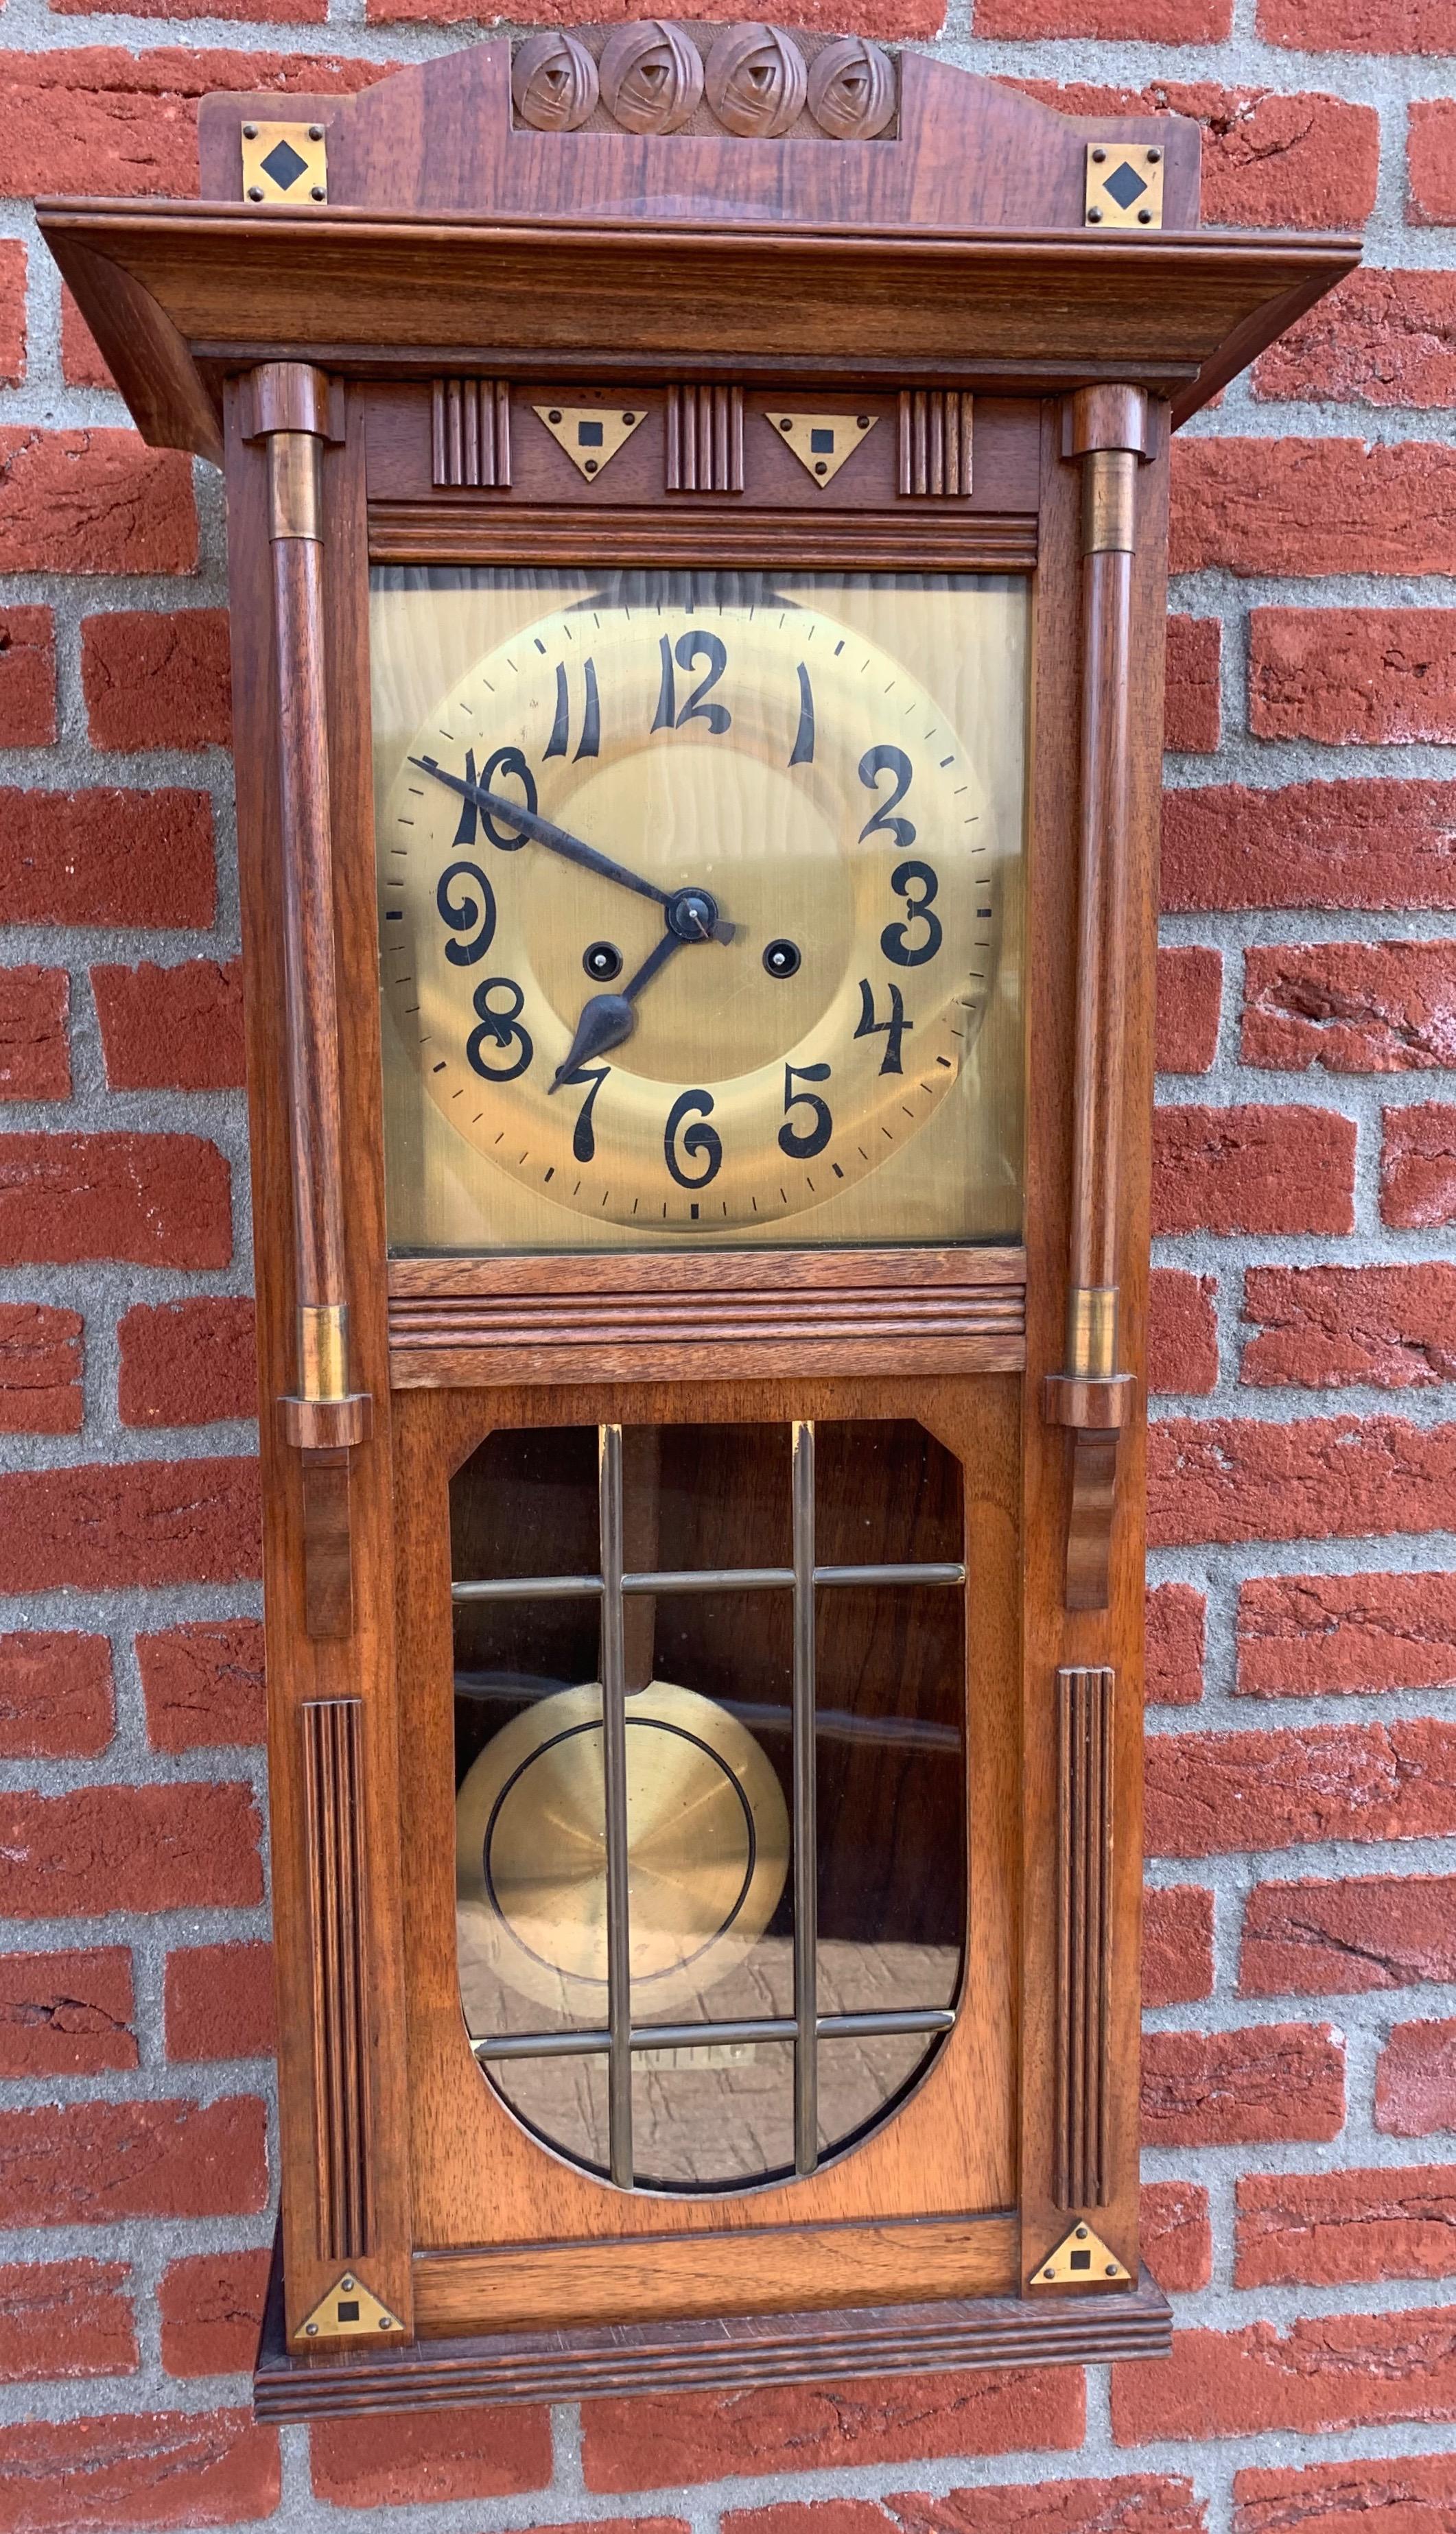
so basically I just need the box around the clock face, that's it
[373,571,1027,1250]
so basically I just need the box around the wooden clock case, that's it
[40,32,1355,2418]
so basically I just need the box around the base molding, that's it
[253,2238,1171,2418]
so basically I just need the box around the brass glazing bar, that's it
[451,1560,966,1604]
[792,1419,819,2178]
[473,2006,956,2063]
[598,1423,633,2190]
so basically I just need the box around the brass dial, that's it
[378,594,1002,1233]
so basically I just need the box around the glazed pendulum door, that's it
[451,1413,967,2192]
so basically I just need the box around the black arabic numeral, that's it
[858,743,916,848]
[465,976,534,1083]
[854,978,913,1075]
[664,1088,723,1189]
[653,630,731,736]
[436,859,497,967]
[779,1061,832,1160]
[478,746,537,851]
[881,859,943,969]
[544,657,600,762]
[563,1062,609,1164]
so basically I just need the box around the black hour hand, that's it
[550,928,686,1088]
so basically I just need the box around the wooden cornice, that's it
[38,198,1356,462]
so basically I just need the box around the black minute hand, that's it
[411,754,672,913]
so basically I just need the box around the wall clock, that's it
[40,25,1356,2416]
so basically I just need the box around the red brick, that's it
[377,0,936,23]
[583,2369,1085,2491]
[1411,99,1456,225]
[0,49,388,198]
[0,1458,259,1593]
[119,1298,255,1429]
[1236,2163,1456,2288]
[1112,2308,1456,2445]
[1141,2023,1344,2147]
[137,1618,266,1753]
[1149,1415,1456,1549]
[1017,83,1378,229]
[0,1304,82,1435]
[1377,2019,1456,2135]
[1156,946,1221,1075]
[1236,2455,1456,2534]
[0,2260,134,2382]
[1383,1103,1456,1227]
[980,0,1228,33]
[0,243,24,388]
[0,1783,261,1916]
[165,1942,275,2062]
[0,430,193,576]
[1243,1265,1456,1388]
[1152,1105,1354,1236]
[0,2408,278,2531]
[56,0,326,19]
[0,1949,134,2076]
[1164,781,1456,915]
[309,2406,554,2504]
[60,288,112,391]
[82,610,231,751]
[1140,2185,1212,2295]
[1255,272,1456,410]
[1149,1269,1217,1396]
[0,2098,266,2228]
[1148,1720,1456,1856]
[0,790,214,928]
[1144,1885,1215,2006]
[1263,0,1456,49]
[1147,1584,1206,1709]
[1243,943,1456,1075]
[727,2486,1207,2534]
[0,972,68,1104]
[0,1134,230,1267]
[0,610,54,746]
[0,1633,112,1760]
[158,2249,271,2379]
[1175,440,1456,580]
[1238,1571,1456,1698]
[93,960,244,1094]
[1252,609,1456,748]
[1165,618,1221,754]
[1241,1873,1456,1996]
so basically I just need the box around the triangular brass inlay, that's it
[534,403,647,479]
[1032,2221,1131,2290]
[770,410,876,487]
[298,2271,402,2342]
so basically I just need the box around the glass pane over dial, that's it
[372,569,1026,1251]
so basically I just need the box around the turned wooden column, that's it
[243,361,371,1638]
[1043,384,1148,1612]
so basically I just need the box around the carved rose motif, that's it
[600,20,704,134]
[704,24,808,139]
[806,36,895,140]
[512,31,600,132]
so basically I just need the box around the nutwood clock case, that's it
[41,34,1353,2417]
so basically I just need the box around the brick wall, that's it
[0,0,1452,2526]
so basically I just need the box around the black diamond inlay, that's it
[260,137,309,191]
[1103,160,1148,210]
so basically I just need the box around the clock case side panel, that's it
[224,378,415,2345]
[1016,400,1167,2292]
